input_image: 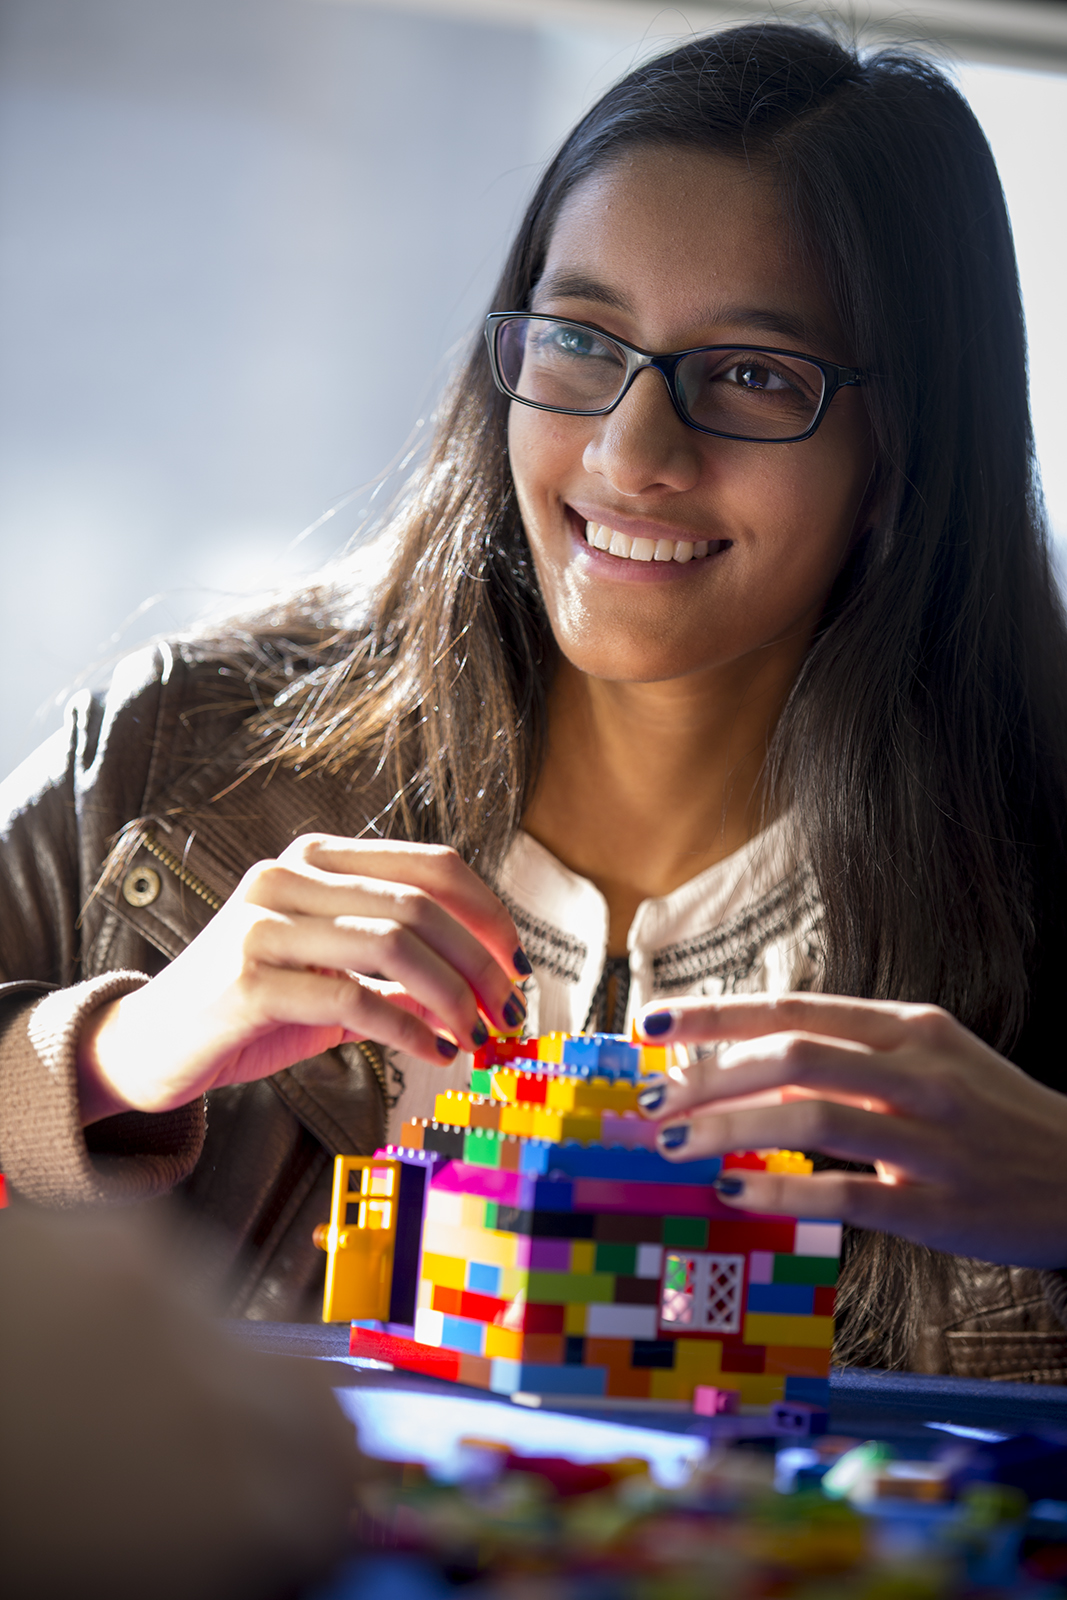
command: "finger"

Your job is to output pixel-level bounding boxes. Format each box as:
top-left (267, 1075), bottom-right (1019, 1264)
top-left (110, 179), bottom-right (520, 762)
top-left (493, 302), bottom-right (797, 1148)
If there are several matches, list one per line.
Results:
top-left (656, 1096), bottom-right (934, 1172)
top-left (249, 912), bottom-right (491, 1051)
top-left (276, 837), bottom-right (527, 979)
top-left (637, 992), bottom-right (962, 1056)
top-left (244, 966), bottom-right (459, 1069)
top-left (242, 863), bottom-right (525, 1032)
top-left (707, 1167), bottom-right (939, 1234)
top-left (641, 1033), bottom-right (923, 1120)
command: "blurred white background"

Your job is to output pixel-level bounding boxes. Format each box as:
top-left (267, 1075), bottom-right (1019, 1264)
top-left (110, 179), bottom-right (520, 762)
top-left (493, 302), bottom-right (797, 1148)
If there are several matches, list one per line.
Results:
top-left (0, 0), bottom-right (1063, 772)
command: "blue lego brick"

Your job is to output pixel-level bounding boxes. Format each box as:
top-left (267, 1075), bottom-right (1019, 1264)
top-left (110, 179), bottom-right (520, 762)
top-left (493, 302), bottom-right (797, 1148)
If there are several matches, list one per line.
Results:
top-left (747, 1283), bottom-right (816, 1316)
top-left (513, 1363), bottom-right (609, 1396)
top-left (785, 1376), bottom-right (831, 1406)
top-left (519, 1140), bottom-right (554, 1176)
top-left (546, 1144), bottom-right (723, 1184)
top-left (561, 1034), bottom-right (640, 1080)
top-left (531, 1177), bottom-right (575, 1212)
top-left (440, 1315), bottom-right (486, 1356)
top-left (467, 1261), bottom-right (502, 1295)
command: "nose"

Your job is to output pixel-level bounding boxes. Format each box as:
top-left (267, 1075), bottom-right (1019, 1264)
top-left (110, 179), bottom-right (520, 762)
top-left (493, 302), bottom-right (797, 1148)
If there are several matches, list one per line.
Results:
top-left (581, 366), bottom-right (703, 496)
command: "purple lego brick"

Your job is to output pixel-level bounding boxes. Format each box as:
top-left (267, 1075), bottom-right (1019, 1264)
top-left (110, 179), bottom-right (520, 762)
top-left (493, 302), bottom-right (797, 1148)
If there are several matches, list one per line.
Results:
top-left (529, 1237), bottom-right (572, 1271)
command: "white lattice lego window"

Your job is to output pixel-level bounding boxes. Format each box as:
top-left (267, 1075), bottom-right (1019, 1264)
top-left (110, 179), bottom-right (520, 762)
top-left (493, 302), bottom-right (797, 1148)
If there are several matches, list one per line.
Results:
top-left (660, 1251), bottom-right (744, 1335)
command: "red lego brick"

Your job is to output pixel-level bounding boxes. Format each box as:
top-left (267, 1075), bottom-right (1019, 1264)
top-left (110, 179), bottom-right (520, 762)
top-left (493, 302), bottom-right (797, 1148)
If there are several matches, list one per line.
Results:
top-left (705, 1220), bottom-right (796, 1254)
top-left (574, 1179), bottom-right (720, 1216)
top-left (719, 1341), bottom-right (767, 1374)
top-left (720, 1151), bottom-right (768, 1171)
top-left (520, 1302), bottom-right (566, 1335)
top-left (349, 1326), bottom-right (462, 1382)
top-left (515, 1073), bottom-right (548, 1103)
top-left (460, 1288), bottom-right (512, 1325)
top-left (813, 1285), bottom-right (837, 1317)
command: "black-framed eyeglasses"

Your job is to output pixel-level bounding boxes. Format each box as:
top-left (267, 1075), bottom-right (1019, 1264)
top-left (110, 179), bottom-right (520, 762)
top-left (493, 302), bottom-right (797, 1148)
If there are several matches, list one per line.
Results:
top-left (484, 313), bottom-right (866, 444)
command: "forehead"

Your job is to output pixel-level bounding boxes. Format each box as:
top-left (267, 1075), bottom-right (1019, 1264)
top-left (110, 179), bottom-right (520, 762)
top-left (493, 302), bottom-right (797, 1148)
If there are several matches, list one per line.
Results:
top-left (534, 145), bottom-right (841, 352)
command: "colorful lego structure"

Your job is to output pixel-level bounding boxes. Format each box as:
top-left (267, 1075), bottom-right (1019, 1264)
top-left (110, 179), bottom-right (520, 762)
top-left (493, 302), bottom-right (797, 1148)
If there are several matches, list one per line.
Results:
top-left (315, 1032), bottom-right (838, 1412)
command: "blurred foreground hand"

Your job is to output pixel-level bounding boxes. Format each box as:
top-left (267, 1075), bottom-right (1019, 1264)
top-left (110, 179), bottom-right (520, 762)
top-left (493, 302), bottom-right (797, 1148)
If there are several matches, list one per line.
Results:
top-left (0, 1208), bottom-right (358, 1599)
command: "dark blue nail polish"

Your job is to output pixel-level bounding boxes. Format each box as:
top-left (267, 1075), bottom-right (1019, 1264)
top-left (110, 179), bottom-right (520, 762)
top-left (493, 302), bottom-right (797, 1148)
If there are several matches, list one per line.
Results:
top-left (659, 1123), bottom-right (689, 1151)
top-left (714, 1175), bottom-right (744, 1197)
top-left (471, 1020), bottom-right (489, 1049)
top-left (435, 1036), bottom-right (459, 1061)
top-left (637, 1083), bottom-right (666, 1113)
top-left (513, 946), bottom-right (533, 977)
top-left (642, 1010), bottom-right (674, 1038)
top-left (503, 993), bottom-right (527, 1030)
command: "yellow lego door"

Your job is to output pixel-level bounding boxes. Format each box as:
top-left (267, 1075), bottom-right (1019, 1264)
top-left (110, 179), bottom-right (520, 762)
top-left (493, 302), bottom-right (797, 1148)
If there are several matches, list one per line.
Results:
top-left (318, 1156), bottom-right (400, 1323)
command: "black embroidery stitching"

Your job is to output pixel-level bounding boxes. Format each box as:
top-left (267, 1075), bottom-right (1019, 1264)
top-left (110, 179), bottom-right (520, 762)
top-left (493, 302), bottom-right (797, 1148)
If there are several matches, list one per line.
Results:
top-left (500, 893), bottom-right (586, 984)
top-left (652, 865), bottom-right (823, 994)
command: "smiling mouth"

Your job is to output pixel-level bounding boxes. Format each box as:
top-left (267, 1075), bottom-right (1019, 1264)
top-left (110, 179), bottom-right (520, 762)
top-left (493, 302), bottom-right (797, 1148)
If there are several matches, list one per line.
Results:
top-left (583, 521), bottom-right (729, 564)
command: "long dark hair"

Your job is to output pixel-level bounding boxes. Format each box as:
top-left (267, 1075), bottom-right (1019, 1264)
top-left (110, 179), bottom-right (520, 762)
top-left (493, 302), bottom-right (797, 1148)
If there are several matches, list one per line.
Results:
top-left (244, 23), bottom-right (1067, 1362)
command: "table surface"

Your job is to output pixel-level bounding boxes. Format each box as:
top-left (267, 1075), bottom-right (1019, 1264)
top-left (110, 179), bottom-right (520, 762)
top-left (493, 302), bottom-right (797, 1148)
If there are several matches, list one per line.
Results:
top-left (228, 1320), bottom-right (1067, 1452)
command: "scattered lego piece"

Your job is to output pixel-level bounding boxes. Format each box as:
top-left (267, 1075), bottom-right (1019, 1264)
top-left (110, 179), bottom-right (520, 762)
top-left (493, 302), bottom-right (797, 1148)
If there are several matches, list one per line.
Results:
top-left (693, 1385), bottom-right (741, 1416)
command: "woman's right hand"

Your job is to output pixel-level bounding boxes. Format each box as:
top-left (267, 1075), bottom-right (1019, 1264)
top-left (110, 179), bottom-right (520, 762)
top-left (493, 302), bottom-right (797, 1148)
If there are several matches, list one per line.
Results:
top-left (76, 834), bottom-right (527, 1124)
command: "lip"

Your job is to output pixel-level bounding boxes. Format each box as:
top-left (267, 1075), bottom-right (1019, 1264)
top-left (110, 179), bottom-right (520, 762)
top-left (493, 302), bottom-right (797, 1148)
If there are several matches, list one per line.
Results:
top-left (565, 504), bottom-right (731, 581)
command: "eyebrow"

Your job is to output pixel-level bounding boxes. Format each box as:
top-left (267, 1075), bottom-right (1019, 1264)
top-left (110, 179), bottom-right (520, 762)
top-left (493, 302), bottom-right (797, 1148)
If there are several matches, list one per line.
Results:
top-left (531, 270), bottom-right (835, 351)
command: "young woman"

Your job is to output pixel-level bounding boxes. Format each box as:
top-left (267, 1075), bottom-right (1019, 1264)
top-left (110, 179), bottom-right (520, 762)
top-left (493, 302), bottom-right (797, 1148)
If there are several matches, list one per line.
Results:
top-left (2, 23), bottom-right (1067, 1377)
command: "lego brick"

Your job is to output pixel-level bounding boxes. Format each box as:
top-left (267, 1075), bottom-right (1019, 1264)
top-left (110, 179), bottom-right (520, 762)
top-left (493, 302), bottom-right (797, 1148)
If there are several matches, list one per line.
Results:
top-left (495, 1206), bottom-right (596, 1240)
top-left (564, 1302), bottom-right (587, 1335)
top-left (662, 1216), bottom-right (709, 1249)
top-left (605, 1368), bottom-right (654, 1399)
top-left (469, 1100), bottom-right (503, 1131)
top-left (458, 1352), bottom-right (493, 1389)
top-left (731, 1373), bottom-right (787, 1406)
top-left (414, 1308), bottom-right (445, 1347)
top-left (464, 1128), bottom-right (524, 1170)
top-left (484, 1324), bottom-right (524, 1362)
top-left (765, 1345), bottom-right (831, 1378)
top-left (614, 1275), bottom-right (659, 1306)
top-left (521, 1302), bottom-right (566, 1335)
top-left (631, 1339), bottom-right (676, 1369)
top-left (440, 1314), bottom-right (487, 1357)
top-left (350, 1326), bottom-right (461, 1382)
top-left (514, 1072), bottom-right (549, 1104)
top-left (649, 1370), bottom-right (689, 1402)
top-left (531, 1108), bottom-right (603, 1143)
top-left (511, 1363), bottom-right (609, 1396)
top-left (784, 1376), bottom-right (832, 1406)
top-left (793, 1221), bottom-right (843, 1257)
top-left (430, 1161), bottom-right (535, 1207)
top-left (771, 1400), bottom-right (829, 1436)
top-left (594, 1242), bottom-right (637, 1275)
top-left (421, 1221), bottom-right (524, 1270)
top-left (457, 1287), bottom-right (513, 1325)
top-left (599, 1112), bottom-right (658, 1148)
top-left (636, 1243), bottom-right (664, 1279)
top-left (570, 1240), bottom-right (596, 1274)
top-left (573, 1179), bottom-right (722, 1216)
top-left (637, 1044), bottom-right (668, 1076)
top-left (562, 1034), bottom-right (640, 1078)
top-left (584, 1337), bottom-right (635, 1368)
top-left (536, 1032), bottom-right (566, 1064)
top-left (693, 1386), bottom-right (740, 1416)
top-left (773, 1254), bottom-right (839, 1286)
top-left (469, 1068), bottom-right (493, 1096)
top-left (527, 1271), bottom-right (616, 1304)
top-left (522, 1334), bottom-right (565, 1365)
top-left (553, 1147), bottom-right (724, 1184)
top-left (720, 1342), bottom-right (765, 1374)
top-left (705, 1220), bottom-right (798, 1255)
top-left (499, 1104), bottom-right (539, 1137)
top-left (422, 1124), bottom-right (466, 1161)
top-left (594, 1213), bottom-right (663, 1244)
top-left (490, 1069), bottom-right (519, 1103)
top-left (748, 1250), bottom-right (774, 1285)
top-left (813, 1286), bottom-right (837, 1317)
top-left (564, 1336), bottom-right (586, 1365)
top-left (430, 1284), bottom-right (464, 1317)
top-left (435, 1091), bottom-right (473, 1125)
top-left (747, 1283), bottom-right (816, 1316)
top-left (529, 1237), bottom-right (572, 1271)
top-left (585, 1303), bottom-right (659, 1340)
top-left (467, 1261), bottom-right (502, 1295)
top-left (419, 1251), bottom-right (466, 1291)
top-left (743, 1313), bottom-right (835, 1348)
top-left (321, 1156), bottom-right (400, 1323)
top-left (531, 1177), bottom-right (576, 1212)
top-left (399, 1119), bottom-right (426, 1149)
top-left (671, 1336), bottom-right (722, 1375)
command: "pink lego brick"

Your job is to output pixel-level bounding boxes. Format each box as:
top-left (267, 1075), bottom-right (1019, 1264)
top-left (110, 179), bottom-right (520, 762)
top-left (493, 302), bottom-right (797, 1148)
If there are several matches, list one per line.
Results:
top-left (599, 1112), bottom-right (659, 1149)
top-left (693, 1385), bottom-right (741, 1416)
top-left (573, 1178), bottom-right (754, 1218)
top-left (430, 1162), bottom-right (534, 1207)
top-left (748, 1250), bottom-right (775, 1285)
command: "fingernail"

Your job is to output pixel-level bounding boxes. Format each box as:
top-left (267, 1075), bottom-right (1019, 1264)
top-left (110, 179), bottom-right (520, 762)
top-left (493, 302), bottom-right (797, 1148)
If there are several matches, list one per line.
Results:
top-left (658, 1123), bottom-right (689, 1151)
top-left (471, 1020), bottom-right (489, 1049)
top-left (435, 1036), bottom-right (459, 1061)
top-left (637, 1080), bottom-right (666, 1113)
top-left (642, 1010), bottom-right (674, 1038)
top-left (714, 1175), bottom-right (744, 1197)
top-left (513, 946), bottom-right (533, 977)
top-left (503, 992), bottom-right (527, 1030)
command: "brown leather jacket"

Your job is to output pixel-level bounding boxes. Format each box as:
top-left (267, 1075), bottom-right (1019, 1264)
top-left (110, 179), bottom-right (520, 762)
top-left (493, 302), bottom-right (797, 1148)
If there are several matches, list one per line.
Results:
top-left (0, 639), bottom-right (1065, 1367)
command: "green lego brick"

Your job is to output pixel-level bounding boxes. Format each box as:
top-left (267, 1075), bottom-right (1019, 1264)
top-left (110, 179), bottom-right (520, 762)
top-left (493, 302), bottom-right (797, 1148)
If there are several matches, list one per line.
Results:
top-left (463, 1128), bottom-right (503, 1167)
top-left (469, 1068), bottom-right (493, 1095)
top-left (594, 1242), bottom-right (637, 1275)
top-left (527, 1271), bottom-right (617, 1304)
top-left (484, 1201), bottom-right (499, 1229)
top-left (772, 1253), bottom-right (839, 1286)
top-left (661, 1216), bottom-right (709, 1248)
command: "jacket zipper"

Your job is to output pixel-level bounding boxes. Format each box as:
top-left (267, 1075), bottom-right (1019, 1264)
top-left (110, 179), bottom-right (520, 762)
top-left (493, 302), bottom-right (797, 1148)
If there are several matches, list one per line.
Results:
top-left (140, 831), bottom-right (389, 1107)
top-left (141, 832), bottom-right (224, 911)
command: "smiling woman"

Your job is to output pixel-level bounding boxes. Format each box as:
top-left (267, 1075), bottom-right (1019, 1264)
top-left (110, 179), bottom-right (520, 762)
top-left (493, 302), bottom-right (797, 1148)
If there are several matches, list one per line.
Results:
top-left (1, 24), bottom-right (1067, 1381)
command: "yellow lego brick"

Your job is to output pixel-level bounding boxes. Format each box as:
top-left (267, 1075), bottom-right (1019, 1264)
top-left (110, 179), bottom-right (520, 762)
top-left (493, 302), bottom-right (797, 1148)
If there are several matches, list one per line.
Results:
top-left (733, 1373), bottom-right (788, 1406)
top-left (498, 1266), bottom-right (529, 1300)
top-left (649, 1370), bottom-right (688, 1402)
top-left (490, 1069), bottom-right (518, 1103)
top-left (762, 1149), bottom-right (814, 1175)
top-left (422, 1221), bottom-right (523, 1270)
top-left (420, 1251), bottom-right (466, 1290)
top-left (499, 1103), bottom-right (537, 1137)
top-left (484, 1324), bottom-right (524, 1361)
top-left (433, 1090), bottom-right (472, 1126)
top-left (673, 1338), bottom-right (723, 1377)
top-left (638, 1044), bottom-right (668, 1077)
top-left (744, 1313), bottom-right (835, 1349)
top-left (569, 1240), bottom-right (596, 1275)
top-left (461, 1194), bottom-right (489, 1228)
top-left (537, 1032), bottom-right (566, 1064)
top-left (564, 1302), bottom-right (587, 1335)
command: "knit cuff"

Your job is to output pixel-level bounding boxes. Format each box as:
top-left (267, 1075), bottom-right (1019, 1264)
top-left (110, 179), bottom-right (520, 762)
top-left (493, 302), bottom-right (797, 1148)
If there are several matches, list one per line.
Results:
top-left (0, 974), bottom-right (205, 1207)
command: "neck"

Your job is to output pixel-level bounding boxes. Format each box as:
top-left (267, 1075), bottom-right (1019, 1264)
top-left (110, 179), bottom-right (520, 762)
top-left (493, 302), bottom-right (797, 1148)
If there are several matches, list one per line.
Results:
top-left (522, 647), bottom-right (804, 955)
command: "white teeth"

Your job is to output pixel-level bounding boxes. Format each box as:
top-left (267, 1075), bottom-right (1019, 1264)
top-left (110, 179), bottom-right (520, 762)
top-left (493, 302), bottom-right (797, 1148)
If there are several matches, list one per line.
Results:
top-left (584, 522), bottom-right (718, 564)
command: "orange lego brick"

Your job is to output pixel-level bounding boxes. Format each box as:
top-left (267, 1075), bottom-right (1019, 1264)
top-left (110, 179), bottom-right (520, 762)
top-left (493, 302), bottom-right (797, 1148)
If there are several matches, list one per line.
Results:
top-left (521, 1334), bottom-right (565, 1364)
top-left (585, 1336), bottom-right (636, 1369)
top-left (763, 1345), bottom-right (832, 1378)
top-left (458, 1352), bottom-right (493, 1389)
top-left (605, 1368), bottom-right (653, 1400)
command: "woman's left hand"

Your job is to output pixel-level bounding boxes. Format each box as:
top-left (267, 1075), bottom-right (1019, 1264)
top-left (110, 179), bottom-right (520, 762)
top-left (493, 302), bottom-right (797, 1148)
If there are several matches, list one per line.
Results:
top-left (636, 993), bottom-right (1067, 1268)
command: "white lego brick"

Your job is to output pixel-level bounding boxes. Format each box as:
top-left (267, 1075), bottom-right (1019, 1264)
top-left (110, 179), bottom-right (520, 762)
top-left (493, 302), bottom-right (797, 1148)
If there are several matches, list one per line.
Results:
top-left (417, 1278), bottom-right (434, 1311)
top-left (489, 1358), bottom-right (522, 1394)
top-left (794, 1222), bottom-right (843, 1258)
top-left (636, 1243), bottom-right (664, 1279)
top-left (585, 1303), bottom-right (659, 1340)
top-left (424, 1190), bottom-right (465, 1227)
top-left (414, 1308), bottom-right (445, 1347)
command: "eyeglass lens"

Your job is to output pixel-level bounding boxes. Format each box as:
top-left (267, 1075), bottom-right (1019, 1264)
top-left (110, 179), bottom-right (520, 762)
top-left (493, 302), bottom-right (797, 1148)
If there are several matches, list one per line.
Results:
top-left (495, 317), bottom-right (827, 441)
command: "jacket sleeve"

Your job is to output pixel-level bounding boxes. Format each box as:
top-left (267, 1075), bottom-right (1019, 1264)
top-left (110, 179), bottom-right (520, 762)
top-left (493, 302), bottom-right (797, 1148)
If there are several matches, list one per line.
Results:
top-left (0, 662), bottom-right (205, 1206)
